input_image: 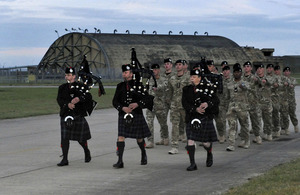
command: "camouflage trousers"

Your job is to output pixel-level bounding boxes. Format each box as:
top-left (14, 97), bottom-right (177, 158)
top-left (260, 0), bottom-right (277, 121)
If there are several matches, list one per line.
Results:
top-left (227, 106), bottom-right (250, 146)
top-left (215, 105), bottom-right (228, 137)
top-left (146, 108), bottom-right (169, 143)
top-left (170, 108), bottom-right (186, 148)
top-left (280, 100), bottom-right (289, 130)
top-left (249, 104), bottom-right (262, 136)
top-left (260, 102), bottom-right (273, 135)
top-left (281, 100), bottom-right (298, 130)
top-left (288, 102), bottom-right (298, 127)
top-left (272, 98), bottom-right (281, 133)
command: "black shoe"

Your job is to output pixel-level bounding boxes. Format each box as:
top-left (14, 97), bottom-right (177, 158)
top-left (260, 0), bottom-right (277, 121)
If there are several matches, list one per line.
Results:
top-left (187, 163), bottom-right (197, 171)
top-left (57, 160), bottom-right (69, 167)
top-left (141, 154), bottom-right (147, 165)
top-left (113, 161), bottom-right (124, 168)
top-left (85, 150), bottom-right (91, 163)
top-left (206, 152), bottom-right (213, 167)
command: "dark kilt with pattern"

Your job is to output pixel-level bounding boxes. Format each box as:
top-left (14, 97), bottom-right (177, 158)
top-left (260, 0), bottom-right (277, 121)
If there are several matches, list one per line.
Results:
top-left (60, 116), bottom-right (91, 141)
top-left (186, 118), bottom-right (218, 142)
top-left (118, 113), bottom-right (151, 139)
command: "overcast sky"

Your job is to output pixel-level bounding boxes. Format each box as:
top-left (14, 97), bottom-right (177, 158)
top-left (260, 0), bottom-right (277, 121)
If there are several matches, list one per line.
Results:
top-left (0, 0), bottom-right (299, 67)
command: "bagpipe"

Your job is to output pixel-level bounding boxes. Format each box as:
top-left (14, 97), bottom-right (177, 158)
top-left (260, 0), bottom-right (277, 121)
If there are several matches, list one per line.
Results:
top-left (193, 57), bottom-right (223, 94)
top-left (130, 48), bottom-right (157, 92)
top-left (77, 55), bottom-right (106, 97)
top-left (65, 55), bottom-right (105, 118)
top-left (122, 48), bottom-right (157, 127)
top-left (128, 48), bottom-right (156, 110)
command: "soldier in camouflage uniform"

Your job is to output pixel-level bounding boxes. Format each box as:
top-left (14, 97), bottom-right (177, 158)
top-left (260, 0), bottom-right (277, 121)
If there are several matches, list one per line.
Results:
top-left (255, 64), bottom-right (274, 141)
top-left (225, 66), bottom-right (250, 151)
top-left (215, 64), bottom-right (231, 143)
top-left (166, 59), bottom-right (190, 154)
top-left (155, 58), bottom-right (175, 146)
top-left (145, 64), bottom-right (169, 148)
top-left (272, 65), bottom-right (284, 137)
top-left (282, 67), bottom-right (299, 134)
top-left (178, 60), bottom-right (189, 143)
top-left (242, 61), bottom-right (262, 144)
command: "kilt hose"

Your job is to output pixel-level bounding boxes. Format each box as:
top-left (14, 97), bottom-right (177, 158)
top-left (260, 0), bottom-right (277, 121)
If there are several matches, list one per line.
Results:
top-left (186, 119), bottom-right (218, 142)
top-left (60, 116), bottom-right (91, 141)
top-left (118, 113), bottom-right (151, 139)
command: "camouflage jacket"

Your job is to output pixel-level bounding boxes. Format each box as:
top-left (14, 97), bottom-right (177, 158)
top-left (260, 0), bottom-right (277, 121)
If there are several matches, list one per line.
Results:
top-left (242, 73), bottom-right (259, 104)
top-left (166, 72), bottom-right (190, 110)
top-left (255, 74), bottom-right (274, 103)
top-left (225, 78), bottom-right (250, 111)
top-left (286, 76), bottom-right (297, 102)
top-left (148, 75), bottom-right (167, 111)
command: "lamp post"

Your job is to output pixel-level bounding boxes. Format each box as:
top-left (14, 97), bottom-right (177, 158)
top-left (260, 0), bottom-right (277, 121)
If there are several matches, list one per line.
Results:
top-left (55, 30), bottom-right (59, 37)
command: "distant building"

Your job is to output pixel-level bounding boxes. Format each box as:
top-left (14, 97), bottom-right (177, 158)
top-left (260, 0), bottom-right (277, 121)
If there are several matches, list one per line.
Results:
top-left (37, 32), bottom-right (299, 80)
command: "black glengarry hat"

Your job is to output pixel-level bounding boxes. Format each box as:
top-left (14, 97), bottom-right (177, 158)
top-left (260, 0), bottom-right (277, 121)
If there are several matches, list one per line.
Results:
top-left (65, 67), bottom-right (75, 75)
top-left (122, 64), bottom-right (132, 72)
top-left (190, 69), bottom-right (201, 76)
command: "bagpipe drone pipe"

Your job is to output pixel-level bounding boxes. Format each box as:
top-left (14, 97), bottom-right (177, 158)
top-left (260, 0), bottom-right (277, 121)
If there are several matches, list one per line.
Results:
top-left (128, 48), bottom-right (157, 111)
top-left (76, 55), bottom-right (106, 116)
top-left (193, 57), bottom-right (223, 94)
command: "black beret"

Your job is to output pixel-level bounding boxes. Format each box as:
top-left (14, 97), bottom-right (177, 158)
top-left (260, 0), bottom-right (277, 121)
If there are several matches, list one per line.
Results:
top-left (221, 61), bottom-right (228, 66)
top-left (151, 64), bottom-right (160, 69)
top-left (255, 64), bottom-right (264, 70)
top-left (65, 67), bottom-right (75, 75)
top-left (164, 58), bottom-right (172, 63)
top-left (206, 60), bottom-right (214, 65)
top-left (122, 64), bottom-right (132, 72)
top-left (190, 69), bottom-right (201, 76)
top-left (274, 65), bottom-right (280, 70)
top-left (233, 63), bottom-right (241, 70)
top-left (283, 67), bottom-right (291, 72)
top-left (243, 61), bottom-right (252, 66)
top-left (175, 59), bottom-right (184, 64)
top-left (222, 65), bottom-right (230, 71)
top-left (233, 67), bottom-right (242, 72)
top-left (266, 64), bottom-right (274, 68)
top-left (183, 60), bottom-right (187, 65)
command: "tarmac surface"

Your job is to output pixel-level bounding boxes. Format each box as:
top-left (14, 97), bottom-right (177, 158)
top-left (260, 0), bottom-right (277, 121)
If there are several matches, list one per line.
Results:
top-left (1, 87), bottom-right (300, 195)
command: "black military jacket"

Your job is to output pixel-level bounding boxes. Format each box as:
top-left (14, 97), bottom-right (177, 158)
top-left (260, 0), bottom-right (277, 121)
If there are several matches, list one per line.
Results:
top-left (113, 80), bottom-right (154, 115)
top-left (57, 81), bottom-right (92, 117)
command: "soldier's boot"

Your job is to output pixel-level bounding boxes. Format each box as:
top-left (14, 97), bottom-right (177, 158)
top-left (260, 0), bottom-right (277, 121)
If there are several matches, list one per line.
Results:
top-left (164, 138), bottom-right (169, 146)
top-left (137, 139), bottom-right (147, 165)
top-left (113, 141), bottom-right (125, 168)
top-left (273, 131), bottom-right (281, 138)
top-left (253, 136), bottom-right (262, 144)
top-left (79, 141), bottom-right (91, 163)
top-left (239, 139), bottom-right (250, 149)
top-left (186, 145), bottom-right (197, 171)
top-left (294, 126), bottom-right (299, 133)
top-left (285, 129), bottom-right (290, 135)
top-left (155, 139), bottom-right (164, 145)
top-left (57, 140), bottom-right (69, 166)
top-left (204, 143), bottom-right (213, 167)
top-left (145, 141), bottom-right (154, 148)
top-left (218, 135), bottom-right (226, 144)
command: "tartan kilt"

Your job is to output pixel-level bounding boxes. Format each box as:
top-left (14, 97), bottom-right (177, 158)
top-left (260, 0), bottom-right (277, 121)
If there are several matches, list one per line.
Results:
top-left (186, 118), bottom-right (218, 142)
top-left (60, 116), bottom-right (91, 141)
top-left (118, 113), bottom-right (151, 139)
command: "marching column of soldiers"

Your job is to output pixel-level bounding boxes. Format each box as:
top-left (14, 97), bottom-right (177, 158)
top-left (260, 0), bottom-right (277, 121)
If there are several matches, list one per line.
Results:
top-left (57, 57), bottom-right (298, 171)
top-left (144, 58), bottom-right (298, 170)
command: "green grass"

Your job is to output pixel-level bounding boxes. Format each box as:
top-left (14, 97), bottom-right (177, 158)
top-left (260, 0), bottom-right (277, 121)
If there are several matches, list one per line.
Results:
top-left (0, 87), bottom-right (115, 119)
top-left (225, 158), bottom-right (300, 195)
